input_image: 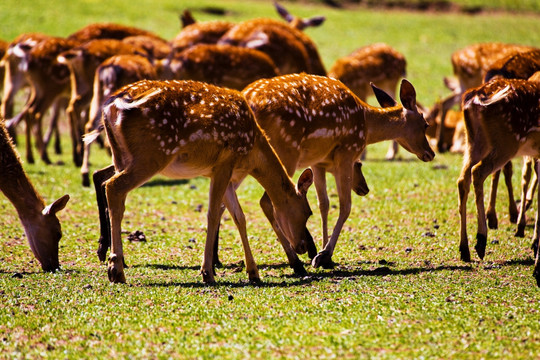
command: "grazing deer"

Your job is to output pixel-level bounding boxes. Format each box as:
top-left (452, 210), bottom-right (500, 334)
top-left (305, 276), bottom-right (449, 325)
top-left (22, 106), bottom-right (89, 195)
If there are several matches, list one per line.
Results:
top-left (67, 22), bottom-right (163, 43)
top-left (161, 44), bottom-right (279, 89)
top-left (218, 3), bottom-right (326, 75)
top-left (81, 54), bottom-right (158, 187)
top-left (90, 79), bottom-right (314, 283)
top-left (328, 43), bottom-right (407, 160)
top-left (6, 37), bottom-right (78, 164)
top-left (457, 79), bottom-right (540, 274)
top-left (242, 73), bottom-right (434, 268)
top-left (57, 39), bottom-right (146, 166)
top-left (484, 49), bottom-right (540, 83)
top-left (0, 121), bottom-right (69, 271)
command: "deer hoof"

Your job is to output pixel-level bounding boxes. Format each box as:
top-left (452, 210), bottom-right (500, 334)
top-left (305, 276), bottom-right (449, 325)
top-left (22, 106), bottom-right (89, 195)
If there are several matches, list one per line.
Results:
top-left (107, 254), bottom-right (126, 283)
top-left (97, 239), bottom-right (109, 263)
top-left (291, 261), bottom-right (308, 277)
top-left (531, 240), bottom-right (539, 258)
top-left (201, 269), bottom-right (216, 284)
top-left (460, 245), bottom-right (471, 263)
top-left (515, 225), bottom-right (526, 238)
top-left (312, 250), bottom-right (334, 269)
top-left (533, 266), bottom-right (540, 287)
top-left (487, 213), bottom-right (498, 230)
top-left (82, 173), bottom-right (91, 187)
top-left (475, 234), bottom-right (487, 260)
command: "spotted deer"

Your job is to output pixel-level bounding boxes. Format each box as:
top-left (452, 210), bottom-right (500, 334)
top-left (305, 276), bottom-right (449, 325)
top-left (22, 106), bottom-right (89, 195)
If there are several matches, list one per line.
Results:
top-left (457, 79), bottom-right (540, 286)
top-left (0, 121), bottom-right (69, 271)
top-left (81, 54), bottom-right (158, 187)
top-left (161, 44), bottom-right (279, 89)
top-left (218, 3), bottom-right (326, 75)
top-left (242, 73), bottom-right (434, 268)
top-left (57, 39), bottom-right (147, 166)
top-left (90, 79), bottom-right (314, 283)
top-left (328, 43), bottom-right (407, 160)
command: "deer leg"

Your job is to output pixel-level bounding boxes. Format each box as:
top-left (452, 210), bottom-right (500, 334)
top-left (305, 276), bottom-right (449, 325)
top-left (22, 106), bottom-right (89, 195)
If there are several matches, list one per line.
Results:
top-left (259, 192), bottom-right (308, 276)
top-left (200, 164), bottom-right (234, 284)
top-left (502, 161), bottom-right (518, 224)
top-left (312, 157), bottom-right (353, 269)
top-left (486, 170), bottom-right (501, 230)
top-left (457, 158), bottom-right (473, 262)
top-left (516, 158), bottom-right (533, 237)
top-left (437, 93), bottom-right (460, 153)
top-left (223, 184), bottom-right (260, 282)
top-left (385, 141), bottom-right (399, 161)
top-left (93, 165), bottom-right (115, 262)
top-left (312, 166), bottom-right (330, 248)
top-left (533, 160), bottom-right (540, 286)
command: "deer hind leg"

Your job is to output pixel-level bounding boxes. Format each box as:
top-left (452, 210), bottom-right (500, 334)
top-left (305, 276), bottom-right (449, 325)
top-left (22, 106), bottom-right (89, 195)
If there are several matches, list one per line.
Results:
top-left (502, 161), bottom-right (518, 223)
top-left (93, 164), bottom-right (116, 262)
top-left (516, 158), bottom-right (534, 237)
top-left (472, 154), bottom-right (514, 260)
top-left (457, 156), bottom-right (474, 262)
top-left (223, 183), bottom-right (260, 282)
top-left (312, 157), bottom-right (353, 269)
top-left (533, 159), bottom-right (540, 286)
top-left (259, 192), bottom-right (308, 276)
top-left (385, 141), bottom-right (400, 161)
top-left (486, 170), bottom-right (501, 229)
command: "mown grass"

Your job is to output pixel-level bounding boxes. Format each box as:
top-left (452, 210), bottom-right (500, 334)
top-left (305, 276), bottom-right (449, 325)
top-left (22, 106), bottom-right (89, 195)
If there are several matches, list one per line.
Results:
top-left (1, 0), bottom-right (540, 358)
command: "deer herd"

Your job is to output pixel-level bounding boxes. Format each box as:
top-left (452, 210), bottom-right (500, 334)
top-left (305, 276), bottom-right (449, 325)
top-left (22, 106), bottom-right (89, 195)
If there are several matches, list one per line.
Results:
top-left (0, 2), bottom-right (539, 286)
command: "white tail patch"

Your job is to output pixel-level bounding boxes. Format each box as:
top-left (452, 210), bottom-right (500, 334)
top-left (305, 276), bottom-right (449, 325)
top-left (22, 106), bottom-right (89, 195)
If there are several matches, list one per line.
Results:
top-left (83, 129), bottom-right (102, 145)
top-left (467, 85), bottom-right (512, 108)
top-left (113, 88), bottom-right (163, 111)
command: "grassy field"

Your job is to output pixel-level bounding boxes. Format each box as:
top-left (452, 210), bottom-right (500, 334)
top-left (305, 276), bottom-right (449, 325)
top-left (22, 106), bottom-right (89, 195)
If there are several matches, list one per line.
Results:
top-left (1, 0), bottom-right (540, 358)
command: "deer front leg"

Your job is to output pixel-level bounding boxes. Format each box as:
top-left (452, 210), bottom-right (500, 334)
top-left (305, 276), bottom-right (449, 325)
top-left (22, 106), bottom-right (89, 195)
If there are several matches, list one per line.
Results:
top-left (472, 163), bottom-right (490, 260)
top-left (533, 161), bottom-right (540, 286)
top-left (201, 165), bottom-right (234, 284)
top-left (516, 158), bottom-right (533, 237)
top-left (312, 166), bottom-right (330, 248)
top-left (312, 159), bottom-right (353, 269)
top-left (223, 184), bottom-right (259, 282)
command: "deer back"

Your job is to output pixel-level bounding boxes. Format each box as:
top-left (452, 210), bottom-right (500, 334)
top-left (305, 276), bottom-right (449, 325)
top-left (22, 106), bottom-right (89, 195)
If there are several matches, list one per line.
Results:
top-left (484, 49), bottom-right (540, 83)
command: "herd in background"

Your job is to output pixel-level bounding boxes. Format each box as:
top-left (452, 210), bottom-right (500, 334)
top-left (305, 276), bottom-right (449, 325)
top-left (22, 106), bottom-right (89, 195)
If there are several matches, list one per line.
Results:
top-left (0, 2), bottom-right (539, 285)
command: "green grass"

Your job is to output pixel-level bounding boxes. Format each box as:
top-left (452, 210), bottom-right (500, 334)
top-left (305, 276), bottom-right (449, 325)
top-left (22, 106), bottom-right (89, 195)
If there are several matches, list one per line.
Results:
top-left (1, 0), bottom-right (540, 358)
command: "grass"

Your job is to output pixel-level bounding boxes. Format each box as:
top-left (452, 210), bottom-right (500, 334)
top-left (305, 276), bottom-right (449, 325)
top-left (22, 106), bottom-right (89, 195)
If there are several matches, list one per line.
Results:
top-left (1, 0), bottom-right (540, 358)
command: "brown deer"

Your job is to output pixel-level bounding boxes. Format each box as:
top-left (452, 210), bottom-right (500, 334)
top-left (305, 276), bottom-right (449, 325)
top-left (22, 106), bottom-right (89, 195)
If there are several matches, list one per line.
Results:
top-left (0, 121), bottom-right (69, 271)
top-left (161, 44), bottom-right (279, 89)
top-left (218, 3), bottom-right (326, 75)
top-left (90, 79), bottom-right (314, 283)
top-left (242, 73), bottom-right (434, 268)
top-left (57, 38), bottom-right (147, 166)
top-left (6, 37), bottom-right (78, 165)
top-left (81, 54), bottom-right (158, 187)
top-left (67, 22), bottom-right (163, 43)
top-left (1, 33), bottom-right (50, 122)
top-left (457, 78), bottom-right (540, 277)
top-left (328, 43), bottom-right (407, 160)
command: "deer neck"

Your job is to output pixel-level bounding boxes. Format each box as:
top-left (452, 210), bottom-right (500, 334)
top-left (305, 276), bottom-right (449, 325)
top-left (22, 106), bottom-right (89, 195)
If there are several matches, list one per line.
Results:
top-left (248, 132), bottom-right (297, 207)
top-left (0, 137), bottom-right (45, 222)
top-left (364, 106), bottom-right (405, 145)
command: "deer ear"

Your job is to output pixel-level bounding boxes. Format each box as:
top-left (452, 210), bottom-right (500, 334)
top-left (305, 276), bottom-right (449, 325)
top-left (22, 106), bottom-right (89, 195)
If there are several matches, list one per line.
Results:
top-left (399, 79), bottom-right (417, 111)
top-left (274, 1), bottom-right (294, 22)
top-left (297, 168), bottom-right (313, 195)
top-left (302, 16), bottom-right (326, 28)
top-left (180, 10), bottom-right (196, 28)
top-left (371, 82), bottom-right (397, 108)
top-left (43, 194), bottom-right (70, 216)
top-left (244, 31), bottom-right (269, 49)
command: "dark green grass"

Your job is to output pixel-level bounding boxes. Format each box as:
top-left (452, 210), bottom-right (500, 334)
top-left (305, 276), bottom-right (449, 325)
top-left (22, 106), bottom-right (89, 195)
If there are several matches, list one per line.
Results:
top-left (1, 0), bottom-right (540, 358)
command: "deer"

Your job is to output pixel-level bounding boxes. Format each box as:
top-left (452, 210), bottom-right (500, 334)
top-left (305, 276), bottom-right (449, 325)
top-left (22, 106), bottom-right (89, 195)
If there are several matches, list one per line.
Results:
top-left (0, 120), bottom-right (70, 271)
top-left (6, 37), bottom-right (78, 165)
top-left (89, 79), bottom-right (314, 284)
top-left (218, 3), bottom-right (326, 76)
top-left (67, 22), bottom-right (163, 43)
top-left (328, 43), bottom-right (407, 160)
top-left (441, 43), bottom-right (539, 234)
top-left (457, 78), bottom-right (540, 281)
top-left (241, 73), bottom-right (434, 268)
top-left (160, 44), bottom-right (279, 90)
top-left (57, 38), bottom-right (147, 166)
top-left (81, 54), bottom-right (158, 187)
